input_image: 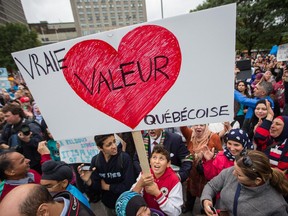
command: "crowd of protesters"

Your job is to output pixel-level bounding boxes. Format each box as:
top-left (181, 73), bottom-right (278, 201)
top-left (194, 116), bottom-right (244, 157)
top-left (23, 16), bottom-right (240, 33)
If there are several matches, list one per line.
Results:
top-left (0, 53), bottom-right (288, 216)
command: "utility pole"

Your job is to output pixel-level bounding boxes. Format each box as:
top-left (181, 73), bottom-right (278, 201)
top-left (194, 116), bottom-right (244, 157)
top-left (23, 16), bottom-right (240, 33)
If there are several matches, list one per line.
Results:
top-left (160, 0), bottom-right (164, 19)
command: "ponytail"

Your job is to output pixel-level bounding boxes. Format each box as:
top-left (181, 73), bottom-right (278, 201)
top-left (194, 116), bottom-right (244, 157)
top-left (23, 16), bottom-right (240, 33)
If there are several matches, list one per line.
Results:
top-left (269, 168), bottom-right (288, 195)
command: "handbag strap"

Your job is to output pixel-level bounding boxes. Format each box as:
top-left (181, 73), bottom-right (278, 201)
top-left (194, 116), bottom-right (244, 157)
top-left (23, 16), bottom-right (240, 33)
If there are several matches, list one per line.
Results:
top-left (233, 183), bottom-right (241, 216)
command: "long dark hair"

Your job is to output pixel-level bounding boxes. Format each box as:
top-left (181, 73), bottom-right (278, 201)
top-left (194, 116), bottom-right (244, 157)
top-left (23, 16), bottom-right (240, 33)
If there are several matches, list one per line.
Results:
top-left (248, 99), bottom-right (268, 139)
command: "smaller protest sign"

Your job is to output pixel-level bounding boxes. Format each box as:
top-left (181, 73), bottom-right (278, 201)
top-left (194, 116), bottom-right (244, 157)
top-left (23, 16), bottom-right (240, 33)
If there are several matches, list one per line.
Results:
top-left (59, 136), bottom-right (98, 164)
top-left (277, 43), bottom-right (288, 62)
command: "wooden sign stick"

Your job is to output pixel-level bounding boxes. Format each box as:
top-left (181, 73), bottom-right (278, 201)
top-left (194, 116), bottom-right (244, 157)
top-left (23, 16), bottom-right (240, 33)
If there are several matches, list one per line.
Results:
top-left (132, 131), bottom-right (150, 175)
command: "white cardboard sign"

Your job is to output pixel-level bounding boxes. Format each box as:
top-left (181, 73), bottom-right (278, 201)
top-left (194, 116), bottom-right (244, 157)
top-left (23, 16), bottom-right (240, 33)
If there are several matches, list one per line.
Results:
top-left (58, 136), bottom-right (99, 164)
top-left (277, 43), bottom-right (288, 62)
top-left (12, 4), bottom-right (236, 140)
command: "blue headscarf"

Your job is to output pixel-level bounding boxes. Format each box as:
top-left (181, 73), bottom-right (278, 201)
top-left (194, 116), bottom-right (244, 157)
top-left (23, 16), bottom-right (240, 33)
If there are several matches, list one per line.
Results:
top-left (224, 129), bottom-right (254, 161)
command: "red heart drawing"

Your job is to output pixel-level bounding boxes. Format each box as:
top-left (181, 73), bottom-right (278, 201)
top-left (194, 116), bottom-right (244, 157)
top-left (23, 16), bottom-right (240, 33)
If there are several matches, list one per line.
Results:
top-left (62, 25), bottom-right (181, 128)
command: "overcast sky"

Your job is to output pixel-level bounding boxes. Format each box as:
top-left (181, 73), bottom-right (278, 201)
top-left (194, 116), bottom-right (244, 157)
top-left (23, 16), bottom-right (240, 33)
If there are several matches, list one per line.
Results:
top-left (21, 0), bottom-right (205, 23)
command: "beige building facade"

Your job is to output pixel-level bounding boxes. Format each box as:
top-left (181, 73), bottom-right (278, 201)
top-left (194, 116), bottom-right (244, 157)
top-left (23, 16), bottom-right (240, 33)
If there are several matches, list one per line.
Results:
top-left (70, 0), bottom-right (147, 36)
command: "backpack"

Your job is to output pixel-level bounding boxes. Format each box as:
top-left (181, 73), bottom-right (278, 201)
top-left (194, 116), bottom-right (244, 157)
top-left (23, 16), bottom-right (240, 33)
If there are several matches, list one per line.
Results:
top-left (53, 191), bottom-right (95, 216)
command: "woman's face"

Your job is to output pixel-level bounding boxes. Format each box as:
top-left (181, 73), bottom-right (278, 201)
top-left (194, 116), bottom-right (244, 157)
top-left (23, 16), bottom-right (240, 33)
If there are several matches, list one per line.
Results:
top-left (226, 140), bottom-right (244, 156)
top-left (264, 71), bottom-right (272, 80)
top-left (237, 82), bottom-right (246, 93)
top-left (193, 124), bottom-right (206, 137)
top-left (270, 118), bottom-right (284, 138)
top-left (254, 103), bottom-right (268, 119)
top-left (233, 162), bottom-right (256, 187)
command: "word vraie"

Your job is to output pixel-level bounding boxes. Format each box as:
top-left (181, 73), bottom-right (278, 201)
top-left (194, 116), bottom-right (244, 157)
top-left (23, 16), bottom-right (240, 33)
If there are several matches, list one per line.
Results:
top-left (63, 25), bottom-right (182, 129)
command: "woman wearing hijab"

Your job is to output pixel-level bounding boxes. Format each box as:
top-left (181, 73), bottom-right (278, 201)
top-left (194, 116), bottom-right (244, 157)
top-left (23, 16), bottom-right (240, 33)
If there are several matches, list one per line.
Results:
top-left (202, 129), bottom-right (254, 181)
top-left (180, 125), bottom-right (222, 213)
top-left (115, 191), bottom-right (164, 216)
top-left (247, 99), bottom-right (269, 140)
top-left (254, 99), bottom-right (288, 178)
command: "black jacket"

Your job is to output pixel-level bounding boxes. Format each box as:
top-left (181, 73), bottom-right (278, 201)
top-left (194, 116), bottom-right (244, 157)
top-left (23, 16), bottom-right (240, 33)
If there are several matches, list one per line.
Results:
top-left (0, 118), bottom-right (44, 173)
top-left (86, 151), bottom-right (135, 209)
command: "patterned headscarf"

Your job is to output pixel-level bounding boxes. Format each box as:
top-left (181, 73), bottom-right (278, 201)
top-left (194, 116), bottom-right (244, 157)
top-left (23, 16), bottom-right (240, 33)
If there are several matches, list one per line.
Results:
top-left (224, 129), bottom-right (254, 161)
top-left (115, 191), bottom-right (147, 216)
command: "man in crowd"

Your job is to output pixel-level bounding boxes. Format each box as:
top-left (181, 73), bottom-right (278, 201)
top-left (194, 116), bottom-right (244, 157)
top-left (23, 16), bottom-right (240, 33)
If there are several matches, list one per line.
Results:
top-left (41, 160), bottom-right (90, 208)
top-left (0, 103), bottom-right (44, 173)
top-left (0, 149), bottom-right (50, 201)
top-left (234, 80), bottom-right (274, 132)
top-left (0, 184), bottom-right (95, 216)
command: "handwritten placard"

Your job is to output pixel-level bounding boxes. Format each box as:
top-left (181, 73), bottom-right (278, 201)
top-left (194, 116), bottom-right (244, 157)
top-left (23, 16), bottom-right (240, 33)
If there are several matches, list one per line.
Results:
top-left (12, 4), bottom-right (236, 140)
top-left (277, 43), bottom-right (288, 62)
top-left (0, 68), bottom-right (11, 90)
top-left (59, 136), bottom-right (99, 164)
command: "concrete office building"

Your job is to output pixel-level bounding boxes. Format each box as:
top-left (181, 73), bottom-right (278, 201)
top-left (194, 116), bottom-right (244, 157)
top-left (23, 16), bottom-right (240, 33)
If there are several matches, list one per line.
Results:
top-left (70, 0), bottom-right (147, 36)
top-left (0, 0), bottom-right (27, 25)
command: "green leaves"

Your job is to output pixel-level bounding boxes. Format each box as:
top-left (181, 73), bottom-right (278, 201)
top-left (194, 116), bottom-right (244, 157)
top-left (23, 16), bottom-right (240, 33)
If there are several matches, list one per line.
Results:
top-left (0, 23), bottom-right (41, 72)
top-left (191, 0), bottom-right (288, 54)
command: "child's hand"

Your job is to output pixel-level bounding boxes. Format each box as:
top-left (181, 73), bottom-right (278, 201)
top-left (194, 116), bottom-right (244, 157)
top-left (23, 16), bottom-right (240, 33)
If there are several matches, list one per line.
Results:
top-left (145, 182), bottom-right (161, 197)
top-left (140, 174), bottom-right (154, 187)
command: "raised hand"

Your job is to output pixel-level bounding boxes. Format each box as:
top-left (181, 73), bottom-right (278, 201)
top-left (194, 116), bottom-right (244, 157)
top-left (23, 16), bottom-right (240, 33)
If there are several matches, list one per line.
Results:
top-left (202, 146), bottom-right (215, 161)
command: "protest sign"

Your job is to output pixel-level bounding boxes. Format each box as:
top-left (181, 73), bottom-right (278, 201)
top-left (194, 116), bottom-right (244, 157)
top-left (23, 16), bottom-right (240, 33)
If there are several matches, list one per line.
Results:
top-left (235, 60), bottom-right (252, 81)
top-left (277, 43), bottom-right (288, 61)
top-left (58, 136), bottom-right (99, 164)
top-left (58, 133), bottom-right (131, 164)
top-left (0, 68), bottom-right (11, 90)
top-left (12, 4), bottom-right (236, 141)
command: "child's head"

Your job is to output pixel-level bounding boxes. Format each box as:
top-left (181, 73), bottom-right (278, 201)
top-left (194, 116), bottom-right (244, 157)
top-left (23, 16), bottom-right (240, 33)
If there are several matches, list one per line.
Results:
top-left (151, 145), bottom-right (171, 162)
top-left (94, 134), bottom-right (118, 157)
top-left (150, 145), bottom-right (171, 178)
top-left (94, 133), bottom-right (115, 148)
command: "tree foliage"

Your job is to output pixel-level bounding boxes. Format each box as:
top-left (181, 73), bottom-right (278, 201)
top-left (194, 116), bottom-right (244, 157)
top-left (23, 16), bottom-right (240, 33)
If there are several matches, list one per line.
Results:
top-left (0, 23), bottom-right (41, 73)
top-left (191, 0), bottom-right (288, 55)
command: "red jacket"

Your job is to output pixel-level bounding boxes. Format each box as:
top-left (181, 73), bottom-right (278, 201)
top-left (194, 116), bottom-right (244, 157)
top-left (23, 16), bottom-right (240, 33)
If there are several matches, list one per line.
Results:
top-left (203, 151), bottom-right (234, 181)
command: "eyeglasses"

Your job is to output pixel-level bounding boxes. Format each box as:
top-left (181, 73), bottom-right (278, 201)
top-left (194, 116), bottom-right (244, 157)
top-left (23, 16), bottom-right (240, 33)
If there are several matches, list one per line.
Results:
top-left (42, 181), bottom-right (63, 190)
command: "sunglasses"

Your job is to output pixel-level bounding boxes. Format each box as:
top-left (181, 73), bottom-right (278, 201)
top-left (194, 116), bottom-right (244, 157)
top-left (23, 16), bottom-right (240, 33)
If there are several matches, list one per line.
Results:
top-left (240, 150), bottom-right (257, 172)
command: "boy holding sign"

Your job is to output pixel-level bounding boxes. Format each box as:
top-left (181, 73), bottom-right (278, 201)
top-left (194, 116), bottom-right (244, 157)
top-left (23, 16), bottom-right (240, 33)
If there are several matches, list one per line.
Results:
top-left (131, 145), bottom-right (183, 216)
